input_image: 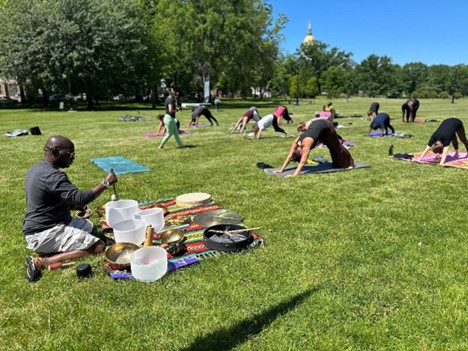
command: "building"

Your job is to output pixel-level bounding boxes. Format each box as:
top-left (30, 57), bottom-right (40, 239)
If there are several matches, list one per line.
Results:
top-left (303, 22), bottom-right (315, 46)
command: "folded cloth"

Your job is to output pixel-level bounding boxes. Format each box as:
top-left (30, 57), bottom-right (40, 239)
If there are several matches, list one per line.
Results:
top-left (4, 129), bottom-right (29, 137)
top-left (256, 162), bottom-right (273, 169)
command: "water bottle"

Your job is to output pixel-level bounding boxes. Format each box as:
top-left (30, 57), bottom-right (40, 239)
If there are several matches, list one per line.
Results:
top-left (389, 144), bottom-right (394, 156)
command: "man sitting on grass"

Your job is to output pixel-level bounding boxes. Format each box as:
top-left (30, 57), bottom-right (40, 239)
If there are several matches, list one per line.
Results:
top-left (23, 135), bottom-right (117, 282)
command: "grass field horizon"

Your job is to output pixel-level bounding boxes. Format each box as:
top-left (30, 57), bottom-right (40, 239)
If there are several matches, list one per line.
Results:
top-left (1, 97), bottom-right (467, 350)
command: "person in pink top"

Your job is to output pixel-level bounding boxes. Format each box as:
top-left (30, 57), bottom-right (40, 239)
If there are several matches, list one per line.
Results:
top-left (272, 105), bottom-right (292, 133)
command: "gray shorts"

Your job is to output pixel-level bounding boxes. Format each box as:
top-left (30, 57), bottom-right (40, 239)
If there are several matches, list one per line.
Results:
top-left (25, 218), bottom-right (99, 254)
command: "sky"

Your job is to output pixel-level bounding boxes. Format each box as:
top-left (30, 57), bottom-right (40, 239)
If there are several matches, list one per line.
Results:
top-left (268, 0), bottom-right (468, 66)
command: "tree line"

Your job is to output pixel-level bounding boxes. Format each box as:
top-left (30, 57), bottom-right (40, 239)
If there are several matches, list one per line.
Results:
top-left (0, 0), bottom-right (466, 110)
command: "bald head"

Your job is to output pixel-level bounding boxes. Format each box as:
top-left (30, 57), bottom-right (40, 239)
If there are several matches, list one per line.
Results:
top-left (44, 135), bottom-right (74, 153)
top-left (43, 136), bottom-right (75, 168)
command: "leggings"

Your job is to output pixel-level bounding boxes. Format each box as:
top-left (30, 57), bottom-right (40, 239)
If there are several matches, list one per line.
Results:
top-left (272, 117), bottom-right (286, 133)
top-left (202, 110), bottom-right (219, 125)
top-left (160, 114), bottom-right (183, 147)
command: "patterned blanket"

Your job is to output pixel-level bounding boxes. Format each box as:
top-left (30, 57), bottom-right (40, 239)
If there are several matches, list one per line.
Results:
top-left (394, 151), bottom-right (468, 169)
top-left (101, 198), bottom-right (264, 265)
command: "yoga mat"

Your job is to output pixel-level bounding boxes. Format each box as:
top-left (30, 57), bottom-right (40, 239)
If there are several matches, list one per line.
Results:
top-left (264, 162), bottom-right (369, 177)
top-left (401, 118), bottom-right (440, 123)
top-left (395, 151), bottom-right (468, 169)
top-left (89, 156), bottom-right (150, 175)
top-left (318, 140), bottom-right (357, 148)
top-left (367, 131), bottom-right (412, 138)
top-left (190, 124), bottom-right (208, 128)
top-left (100, 198), bottom-right (264, 264)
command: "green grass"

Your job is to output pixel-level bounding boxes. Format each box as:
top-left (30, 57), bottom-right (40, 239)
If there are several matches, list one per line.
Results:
top-left (1, 97), bottom-right (467, 350)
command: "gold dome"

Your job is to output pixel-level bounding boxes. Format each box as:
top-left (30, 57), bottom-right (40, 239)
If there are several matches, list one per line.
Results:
top-left (303, 22), bottom-right (315, 45)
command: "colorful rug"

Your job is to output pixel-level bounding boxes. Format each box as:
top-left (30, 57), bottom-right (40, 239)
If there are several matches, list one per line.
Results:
top-left (264, 162), bottom-right (369, 177)
top-left (90, 156), bottom-right (150, 175)
top-left (400, 118), bottom-right (440, 123)
top-left (367, 131), bottom-right (413, 138)
top-left (143, 130), bottom-right (191, 137)
top-left (100, 198), bottom-right (264, 265)
top-left (394, 151), bottom-right (468, 169)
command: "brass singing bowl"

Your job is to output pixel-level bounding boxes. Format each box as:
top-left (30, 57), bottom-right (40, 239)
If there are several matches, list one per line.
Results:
top-left (96, 204), bottom-right (106, 217)
top-left (105, 242), bottom-right (140, 269)
top-left (166, 215), bottom-right (191, 226)
top-left (160, 229), bottom-right (185, 245)
top-left (148, 204), bottom-right (169, 216)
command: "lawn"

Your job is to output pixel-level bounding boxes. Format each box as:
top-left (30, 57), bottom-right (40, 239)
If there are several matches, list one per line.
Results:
top-left (0, 97), bottom-right (467, 350)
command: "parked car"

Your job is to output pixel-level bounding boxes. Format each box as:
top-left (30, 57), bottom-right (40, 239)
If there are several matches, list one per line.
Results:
top-left (0, 96), bottom-right (19, 105)
top-left (48, 94), bottom-right (65, 102)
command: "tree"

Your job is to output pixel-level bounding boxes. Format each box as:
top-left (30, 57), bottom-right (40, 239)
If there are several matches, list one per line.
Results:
top-left (401, 62), bottom-right (428, 96)
top-left (355, 55), bottom-right (401, 97)
top-left (152, 0), bottom-right (283, 100)
top-left (0, 0), bottom-right (149, 109)
top-left (297, 40), bottom-right (352, 93)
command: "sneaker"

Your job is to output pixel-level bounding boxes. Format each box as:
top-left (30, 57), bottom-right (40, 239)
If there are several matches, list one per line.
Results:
top-left (25, 256), bottom-right (41, 283)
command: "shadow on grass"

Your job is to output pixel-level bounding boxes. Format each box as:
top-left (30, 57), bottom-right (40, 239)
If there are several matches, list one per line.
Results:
top-left (180, 287), bottom-right (318, 351)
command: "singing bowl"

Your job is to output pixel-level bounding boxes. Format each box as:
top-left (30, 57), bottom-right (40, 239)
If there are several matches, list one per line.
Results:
top-left (105, 242), bottom-right (140, 270)
top-left (165, 215), bottom-right (191, 226)
top-left (160, 229), bottom-right (185, 245)
top-left (148, 203), bottom-right (169, 216)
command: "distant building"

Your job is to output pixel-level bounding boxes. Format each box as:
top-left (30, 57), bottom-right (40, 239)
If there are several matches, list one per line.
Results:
top-left (0, 79), bottom-right (20, 100)
top-left (303, 22), bottom-right (315, 46)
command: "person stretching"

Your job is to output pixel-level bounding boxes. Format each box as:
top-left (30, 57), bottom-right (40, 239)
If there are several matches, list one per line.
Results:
top-left (189, 105), bottom-right (219, 128)
top-left (368, 113), bottom-right (395, 136)
top-left (253, 114), bottom-right (290, 139)
top-left (416, 117), bottom-right (468, 165)
top-left (231, 107), bottom-right (261, 133)
top-left (276, 119), bottom-right (354, 177)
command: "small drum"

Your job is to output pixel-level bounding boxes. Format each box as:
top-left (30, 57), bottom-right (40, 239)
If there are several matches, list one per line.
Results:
top-left (175, 192), bottom-right (212, 207)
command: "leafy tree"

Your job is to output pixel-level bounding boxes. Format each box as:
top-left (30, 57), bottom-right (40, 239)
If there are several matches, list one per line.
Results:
top-left (0, 0), bottom-right (149, 109)
top-left (355, 55), bottom-right (401, 97)
top-left (297, 40), bottom-right (352, 93)
top-left (304, 76), bottom-right (319, 98)
top-left (401, 62), bottom-right (428, 96)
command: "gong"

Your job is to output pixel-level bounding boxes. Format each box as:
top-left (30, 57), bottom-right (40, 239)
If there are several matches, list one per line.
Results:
top-left (193, 210), bottom-right (243, 227)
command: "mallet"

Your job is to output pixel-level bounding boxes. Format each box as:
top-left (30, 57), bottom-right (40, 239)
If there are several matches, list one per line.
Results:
top-left (109, 168), bottom-right (119, 201)
top-left (48, 262), bottom-right (75, 271)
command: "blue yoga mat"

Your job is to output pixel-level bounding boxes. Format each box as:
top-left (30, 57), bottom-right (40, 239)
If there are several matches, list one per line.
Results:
top-left (264, 162), bottom-right (369, 177)
top-left (90, 156), bottom-right (150, 175)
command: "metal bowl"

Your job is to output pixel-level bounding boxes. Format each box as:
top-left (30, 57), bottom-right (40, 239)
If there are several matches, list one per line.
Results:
top-left (160, 229), bottom-right (185, 245)
top-left (105, 242), bottom-right (140, 270)
top-left (148, 204), bottom-right (169, 216)
top-left (165, 215), bottom-right (191, 227)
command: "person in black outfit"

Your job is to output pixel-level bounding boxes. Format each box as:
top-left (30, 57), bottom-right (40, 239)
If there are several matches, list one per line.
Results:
top-left (276, 119), bottom-right (354, 177)
top-left (189, 105), bottom-right (219, 128)
top-left (368, 113), bottom-right (395, 136)
top-left (402, 98), bottom-right (420, 122)
top-left (367, 102), bottom-right (380, 120)
top-left (417, 117), bottom-right (468, 164)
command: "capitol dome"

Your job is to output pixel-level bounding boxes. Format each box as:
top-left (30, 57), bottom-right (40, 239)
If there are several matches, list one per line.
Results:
top-left (303, 22), bottom-right (315, 45)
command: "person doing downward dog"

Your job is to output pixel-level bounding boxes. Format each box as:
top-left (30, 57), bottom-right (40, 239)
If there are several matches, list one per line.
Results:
top-left (367, 102), bottom-right (380, 120)
top-left (189, 105), bottom-right (219, 128)
top-left (368, 113), bottom-right (395, 136)
top-left (159, 89), bottom-right (184, 149)
top-left (253, 114), bottom-right (290, 139)
top-left (416, 117), bottom-right (468, 165)
top-left (231, 107), bottom-right (261, 133)
top-left (402, 98), bottom-right (420, 122)
top-left (276, 119), bottom-right (354, 177)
